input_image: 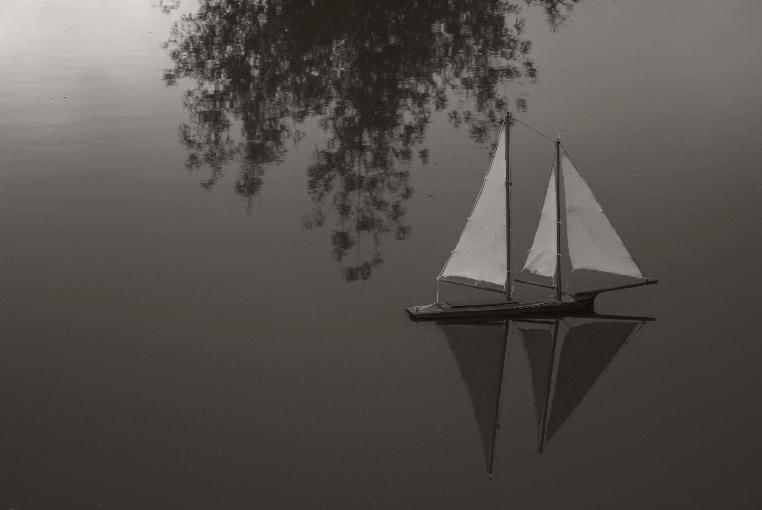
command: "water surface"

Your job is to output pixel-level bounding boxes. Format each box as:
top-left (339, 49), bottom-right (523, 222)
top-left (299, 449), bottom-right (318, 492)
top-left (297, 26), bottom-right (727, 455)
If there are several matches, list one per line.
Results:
top-left (1, 0), bottom-right (761, 508)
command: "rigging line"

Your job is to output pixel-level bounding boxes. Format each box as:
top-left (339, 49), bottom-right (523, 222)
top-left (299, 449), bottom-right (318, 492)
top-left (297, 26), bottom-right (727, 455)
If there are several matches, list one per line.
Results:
top-left (491, 451), bottom-right (539, 477)
top-left (512, 117), bottom-right (557, 143)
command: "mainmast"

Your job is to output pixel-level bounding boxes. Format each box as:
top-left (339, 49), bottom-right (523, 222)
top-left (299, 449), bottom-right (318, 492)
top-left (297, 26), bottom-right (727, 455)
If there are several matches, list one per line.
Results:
top-left (539, 317), bottom-right (561, 453)
top-left (554, 137), bottom-right (562, 302)
top-left (487, 320), bottom-right (511, 479)
top-left (505, 113), bottom-right (512, 302)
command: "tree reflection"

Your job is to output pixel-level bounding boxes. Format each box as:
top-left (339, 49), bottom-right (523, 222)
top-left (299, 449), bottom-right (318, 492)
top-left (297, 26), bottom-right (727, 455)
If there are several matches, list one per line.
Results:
top-left (161, 0), bottom-right (578, 281)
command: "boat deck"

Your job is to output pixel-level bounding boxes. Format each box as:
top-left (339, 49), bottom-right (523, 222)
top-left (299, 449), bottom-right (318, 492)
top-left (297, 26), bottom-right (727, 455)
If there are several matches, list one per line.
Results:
top-left (406, 298), bottom-right (592, 321)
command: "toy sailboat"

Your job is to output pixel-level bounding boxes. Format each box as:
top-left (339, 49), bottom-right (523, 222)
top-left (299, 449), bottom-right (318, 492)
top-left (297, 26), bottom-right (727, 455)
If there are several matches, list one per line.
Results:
top-left (407, 113), bottom-right (656, 320)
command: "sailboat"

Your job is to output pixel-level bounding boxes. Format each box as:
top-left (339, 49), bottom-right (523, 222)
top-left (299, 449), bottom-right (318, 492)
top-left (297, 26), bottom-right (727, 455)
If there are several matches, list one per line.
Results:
top-left (407, 113), bottom-right (656, 320)
top-left (441, 314), bottom-right (652, 478)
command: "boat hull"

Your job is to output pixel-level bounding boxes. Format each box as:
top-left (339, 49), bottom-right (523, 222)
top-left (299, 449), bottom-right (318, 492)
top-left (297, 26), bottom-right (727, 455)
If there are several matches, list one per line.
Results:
top-left (406, 298), bottom-right (593, 321)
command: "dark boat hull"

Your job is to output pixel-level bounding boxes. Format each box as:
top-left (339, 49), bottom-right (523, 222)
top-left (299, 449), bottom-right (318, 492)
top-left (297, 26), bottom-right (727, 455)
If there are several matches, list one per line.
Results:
top-left (406, 298), bottom-right (593, 321)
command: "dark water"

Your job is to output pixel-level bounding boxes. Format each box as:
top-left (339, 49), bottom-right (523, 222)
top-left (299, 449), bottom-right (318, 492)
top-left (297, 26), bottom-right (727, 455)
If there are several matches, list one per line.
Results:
top-left (1, 0), bottom-right (761, 508)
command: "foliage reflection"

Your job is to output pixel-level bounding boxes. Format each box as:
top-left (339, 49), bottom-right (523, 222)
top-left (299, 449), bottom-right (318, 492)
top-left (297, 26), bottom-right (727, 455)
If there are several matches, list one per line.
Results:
top-left (161, 0), bottom-right (578, 281)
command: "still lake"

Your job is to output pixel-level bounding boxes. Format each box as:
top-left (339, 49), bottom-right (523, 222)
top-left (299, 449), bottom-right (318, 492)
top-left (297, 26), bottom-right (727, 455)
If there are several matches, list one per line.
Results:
top-left (1, 0), bottom-right (760, 508)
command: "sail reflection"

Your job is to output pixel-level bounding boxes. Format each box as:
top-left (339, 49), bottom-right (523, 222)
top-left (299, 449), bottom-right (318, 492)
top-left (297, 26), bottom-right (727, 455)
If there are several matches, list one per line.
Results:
top-left (161, 0), bottom-right (579, 280)
top-left (440, 314), bottom-right (649, 478)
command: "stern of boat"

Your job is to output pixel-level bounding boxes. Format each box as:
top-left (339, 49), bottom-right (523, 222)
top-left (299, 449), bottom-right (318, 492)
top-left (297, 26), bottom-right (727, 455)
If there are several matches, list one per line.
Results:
top-left (406, 302), bottom-right (445, 320)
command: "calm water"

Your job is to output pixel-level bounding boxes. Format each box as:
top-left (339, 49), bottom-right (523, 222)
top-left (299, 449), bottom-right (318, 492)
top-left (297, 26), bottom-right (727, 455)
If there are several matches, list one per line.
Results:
top-left (1, 0), bottom-right (761, 508)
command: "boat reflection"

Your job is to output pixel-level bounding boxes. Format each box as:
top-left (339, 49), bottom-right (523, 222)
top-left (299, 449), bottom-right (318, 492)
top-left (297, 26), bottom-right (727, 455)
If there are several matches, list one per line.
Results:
top-left (160, 0), bottom-right (579, 281)
top-left (440, 313), bottom-right (651, 478)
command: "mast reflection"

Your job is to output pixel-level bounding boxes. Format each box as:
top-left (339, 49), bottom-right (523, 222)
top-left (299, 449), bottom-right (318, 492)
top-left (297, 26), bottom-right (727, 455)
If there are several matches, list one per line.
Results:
top-left (440, 313), bottom-right (650, 478)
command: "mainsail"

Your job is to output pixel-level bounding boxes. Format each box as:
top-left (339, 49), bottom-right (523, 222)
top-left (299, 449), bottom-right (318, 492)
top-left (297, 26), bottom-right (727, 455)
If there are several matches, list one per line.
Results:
top-left (562, 153), bottom-right (644, 279)
top-left (438, 126), bottom-right (507, 292)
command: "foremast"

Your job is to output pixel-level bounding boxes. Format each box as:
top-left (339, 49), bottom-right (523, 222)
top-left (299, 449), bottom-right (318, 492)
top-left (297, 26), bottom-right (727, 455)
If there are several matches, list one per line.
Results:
top-left (504, 113), bottom-right (512, 302)
top-left (554, 137), bottom-right (562, 302)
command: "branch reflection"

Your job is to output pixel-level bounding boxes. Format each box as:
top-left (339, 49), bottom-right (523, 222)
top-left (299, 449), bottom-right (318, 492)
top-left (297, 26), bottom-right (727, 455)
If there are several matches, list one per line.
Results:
top-left (161, 0), bottom-right (578, 281)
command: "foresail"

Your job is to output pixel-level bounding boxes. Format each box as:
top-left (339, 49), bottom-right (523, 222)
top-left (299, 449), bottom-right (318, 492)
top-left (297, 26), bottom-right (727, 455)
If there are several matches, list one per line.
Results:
top-left (439, 125), bottom-right (507, 291)
top-left (562, 153), bottom-right (644, 279)
top-left (522, 170), bottom-right (557, 278)
top-left (517, 325), bottom-right (554, 426)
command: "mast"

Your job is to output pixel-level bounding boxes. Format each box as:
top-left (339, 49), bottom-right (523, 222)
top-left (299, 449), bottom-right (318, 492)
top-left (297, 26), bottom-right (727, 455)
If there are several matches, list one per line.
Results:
top-left (488, 320), bottom-right (511, 479)
top-left (538, 317), bottom-right (560, 453)
top-left (554, 137), bottom-right (562, 302)
top-left (505, 113), bottom-right (512, 302)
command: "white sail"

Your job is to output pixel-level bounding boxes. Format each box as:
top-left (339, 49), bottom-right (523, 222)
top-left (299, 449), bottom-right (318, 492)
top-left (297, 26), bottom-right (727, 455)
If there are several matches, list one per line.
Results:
top-left (562, 153), bottom-right (644, 279)
top-left (439, 126), bottom-right (507, 292)
top-left (522, 169), bottom-right (557, 278)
